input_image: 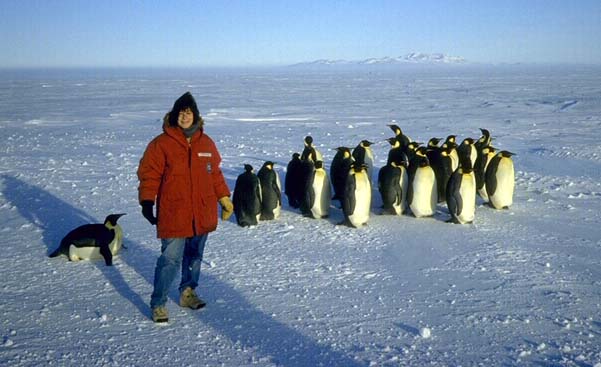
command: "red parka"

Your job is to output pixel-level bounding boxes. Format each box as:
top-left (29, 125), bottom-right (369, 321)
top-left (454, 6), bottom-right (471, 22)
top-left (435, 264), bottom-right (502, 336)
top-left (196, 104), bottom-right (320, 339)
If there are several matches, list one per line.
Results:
top-left (138, 124), bottom-right (230, 238)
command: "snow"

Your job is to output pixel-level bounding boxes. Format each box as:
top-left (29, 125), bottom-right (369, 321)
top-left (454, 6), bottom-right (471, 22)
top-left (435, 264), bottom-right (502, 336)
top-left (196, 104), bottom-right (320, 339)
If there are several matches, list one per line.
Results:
top-left (1, 65), bottom-right (601, 366)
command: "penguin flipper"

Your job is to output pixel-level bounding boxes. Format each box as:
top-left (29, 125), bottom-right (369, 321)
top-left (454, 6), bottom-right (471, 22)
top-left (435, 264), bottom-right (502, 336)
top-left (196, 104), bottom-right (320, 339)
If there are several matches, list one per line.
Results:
top-left (485, 158), bottom-right (500, 196)
top-left (99, 243), bottom-right (113, 266)
top-left (343, 175), bottom-right (356, 216)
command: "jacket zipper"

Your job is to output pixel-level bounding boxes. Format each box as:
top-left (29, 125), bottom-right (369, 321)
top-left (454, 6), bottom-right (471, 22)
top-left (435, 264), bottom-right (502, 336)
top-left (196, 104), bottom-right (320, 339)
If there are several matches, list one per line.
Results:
top-left (188, 143), bottom-right (197, 236)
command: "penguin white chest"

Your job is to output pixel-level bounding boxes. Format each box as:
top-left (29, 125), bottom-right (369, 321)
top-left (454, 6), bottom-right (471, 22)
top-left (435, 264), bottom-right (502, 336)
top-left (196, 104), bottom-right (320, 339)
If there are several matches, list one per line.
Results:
top-left (349, 172), bottom-right (371, 226)
top-left (490, 159), bottom-right (514, 208)
top-left (457, 173), bottom-right (476, 223)
top-left (311, 169), bottom-right (331, 218)
top-left (410, 167), bottom-right (437, 217)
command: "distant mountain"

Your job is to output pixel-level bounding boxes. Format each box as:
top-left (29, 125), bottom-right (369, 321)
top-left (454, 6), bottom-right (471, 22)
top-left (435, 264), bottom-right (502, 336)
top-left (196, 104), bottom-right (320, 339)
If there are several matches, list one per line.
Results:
top-left (292, 53), bottom-right (467, 67)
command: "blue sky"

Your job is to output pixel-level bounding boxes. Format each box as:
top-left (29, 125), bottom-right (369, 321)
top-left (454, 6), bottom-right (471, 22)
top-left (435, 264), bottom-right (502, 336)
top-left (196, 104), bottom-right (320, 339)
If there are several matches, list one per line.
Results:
top-left (1, 0), bottom-right (600, 67)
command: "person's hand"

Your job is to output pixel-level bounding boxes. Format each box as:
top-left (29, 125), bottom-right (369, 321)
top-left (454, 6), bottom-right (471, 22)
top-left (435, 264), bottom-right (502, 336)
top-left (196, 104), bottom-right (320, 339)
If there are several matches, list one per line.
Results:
top-left (141, 201), bottom-right (158, 225)
top-left (218, 196), bottom-right (234, 221)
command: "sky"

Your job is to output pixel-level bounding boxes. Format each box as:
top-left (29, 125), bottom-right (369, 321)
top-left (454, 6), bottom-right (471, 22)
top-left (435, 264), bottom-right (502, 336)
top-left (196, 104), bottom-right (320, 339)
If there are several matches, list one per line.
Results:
top-left (1, 0), bottom-right (600, 68)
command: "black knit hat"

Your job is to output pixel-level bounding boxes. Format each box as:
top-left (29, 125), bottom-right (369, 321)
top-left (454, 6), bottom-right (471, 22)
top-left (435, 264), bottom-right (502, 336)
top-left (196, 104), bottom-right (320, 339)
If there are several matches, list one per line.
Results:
top-left (169, 92), bottom-right (201, 127)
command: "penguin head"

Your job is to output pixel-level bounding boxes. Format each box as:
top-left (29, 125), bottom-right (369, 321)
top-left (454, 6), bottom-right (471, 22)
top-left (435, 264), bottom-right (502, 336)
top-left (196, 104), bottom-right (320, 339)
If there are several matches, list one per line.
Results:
top-left (478, 128), bottom-right (491, 144)
top-left (482, 146), bottom-right (496, 155)
top-left (168, 92), bottom-right (202, 128)
top-left (350, 162), bottom-right (367, 173)
top-left (292, 152), bottom-right (301, 160)
top-left (445, 135), bottom-right (457, 145)
top-left (386, 137), bottom-right (401, 148)
top-left (304, 136), bottom-right (313, 146)
top-left (415, 146), bottom-right (428, 157)
top-left (428, 137), bottom-right (442, 147)
top-left (244, 164), bottom-right (254, 173)
top-left (387, 124), bottom-right (402, 136)
top-left (461, 138), bottom-right (475, 146)
top-left (262, 161), bottom-right (274, 170)
top-left (104, 213), bottom-right (126, 227)
top-left (360, 140), bottom-right (374, 147)
top-left (499, 151), bottom-right (515, 158)
top-left (407, 142), bottom-right (421, 152)
top-left (335, 146), bottom-right (352, 158)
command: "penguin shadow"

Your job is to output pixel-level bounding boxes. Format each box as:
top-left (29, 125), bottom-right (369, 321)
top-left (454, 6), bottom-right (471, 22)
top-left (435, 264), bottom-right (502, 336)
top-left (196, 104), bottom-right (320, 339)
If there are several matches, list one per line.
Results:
top-left (0, 174), bottom-right (148, 317)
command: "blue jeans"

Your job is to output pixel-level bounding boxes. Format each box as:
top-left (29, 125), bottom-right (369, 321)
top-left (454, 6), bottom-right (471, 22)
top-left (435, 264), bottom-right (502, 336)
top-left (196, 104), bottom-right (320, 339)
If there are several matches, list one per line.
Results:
top-left (150, 234), bottom-right (208, 309)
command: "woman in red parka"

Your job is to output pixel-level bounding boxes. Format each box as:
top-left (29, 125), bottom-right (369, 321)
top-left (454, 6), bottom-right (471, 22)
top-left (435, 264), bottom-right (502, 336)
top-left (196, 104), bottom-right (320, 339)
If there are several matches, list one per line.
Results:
top-left (137, 92), bottom-right (233, 323)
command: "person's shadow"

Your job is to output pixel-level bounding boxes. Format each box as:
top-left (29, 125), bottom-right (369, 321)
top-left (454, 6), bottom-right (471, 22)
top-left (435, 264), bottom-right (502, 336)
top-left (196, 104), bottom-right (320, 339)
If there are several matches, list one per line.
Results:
top-left (1, 174), bottom-right (366, 367)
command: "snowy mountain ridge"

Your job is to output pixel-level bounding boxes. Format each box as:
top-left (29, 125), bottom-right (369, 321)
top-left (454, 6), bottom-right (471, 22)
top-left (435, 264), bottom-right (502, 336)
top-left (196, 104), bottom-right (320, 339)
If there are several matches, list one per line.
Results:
top-left (293, 52), bottom-right (467, 66)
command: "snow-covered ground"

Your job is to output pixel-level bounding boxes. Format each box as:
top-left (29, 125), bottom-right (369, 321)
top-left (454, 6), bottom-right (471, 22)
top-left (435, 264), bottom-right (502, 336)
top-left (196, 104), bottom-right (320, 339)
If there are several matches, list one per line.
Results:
top-left (1, 65), bottom-right (600, 366)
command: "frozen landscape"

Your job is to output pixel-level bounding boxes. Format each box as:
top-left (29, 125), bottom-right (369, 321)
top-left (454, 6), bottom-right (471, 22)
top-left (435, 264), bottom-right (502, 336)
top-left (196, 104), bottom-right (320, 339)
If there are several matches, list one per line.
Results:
top-left (1, 64), bottom-right (600, 366)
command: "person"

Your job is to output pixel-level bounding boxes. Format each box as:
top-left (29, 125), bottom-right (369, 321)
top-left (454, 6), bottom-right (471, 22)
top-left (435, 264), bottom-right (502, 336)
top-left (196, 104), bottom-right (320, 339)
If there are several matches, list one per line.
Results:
top-left (137, 92), bottom-right (233, 323)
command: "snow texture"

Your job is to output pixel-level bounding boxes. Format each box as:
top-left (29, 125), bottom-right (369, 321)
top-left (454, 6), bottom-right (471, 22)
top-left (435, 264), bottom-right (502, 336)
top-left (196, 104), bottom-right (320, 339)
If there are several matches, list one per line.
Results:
top-left (1, 65), bottom-right (601, 366)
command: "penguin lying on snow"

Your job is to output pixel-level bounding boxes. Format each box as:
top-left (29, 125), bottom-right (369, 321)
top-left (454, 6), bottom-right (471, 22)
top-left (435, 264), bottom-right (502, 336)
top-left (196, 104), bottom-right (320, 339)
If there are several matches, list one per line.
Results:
top-left (49, 213), bottom-right (126, 266)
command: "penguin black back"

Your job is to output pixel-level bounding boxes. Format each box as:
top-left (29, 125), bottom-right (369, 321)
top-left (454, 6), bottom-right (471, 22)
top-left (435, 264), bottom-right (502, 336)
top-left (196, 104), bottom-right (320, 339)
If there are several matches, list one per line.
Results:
top-left (49, 213), bottom-right (126, 266)
top-left (233, 165), bottom-right (262, 227)
top-left (285, 153), bottom-right (303, 208)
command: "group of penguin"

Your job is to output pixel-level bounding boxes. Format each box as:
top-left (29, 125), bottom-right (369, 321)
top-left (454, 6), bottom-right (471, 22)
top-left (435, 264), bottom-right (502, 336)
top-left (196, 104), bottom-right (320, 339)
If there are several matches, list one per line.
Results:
top-left (48, 124), bottom-right (515, 266)
top-left (232, 125), bottom-right (515, 228)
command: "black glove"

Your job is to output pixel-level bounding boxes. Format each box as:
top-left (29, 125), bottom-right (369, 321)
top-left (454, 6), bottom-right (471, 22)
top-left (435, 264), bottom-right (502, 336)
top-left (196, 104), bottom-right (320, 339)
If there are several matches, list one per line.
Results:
top-left (141, 200), bottom-right (157, 225)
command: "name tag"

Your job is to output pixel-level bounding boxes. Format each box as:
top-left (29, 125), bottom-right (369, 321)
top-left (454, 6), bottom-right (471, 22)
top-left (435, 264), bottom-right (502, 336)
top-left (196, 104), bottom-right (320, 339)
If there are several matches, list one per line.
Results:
top-left (198, 152), bottom-right (212, 158)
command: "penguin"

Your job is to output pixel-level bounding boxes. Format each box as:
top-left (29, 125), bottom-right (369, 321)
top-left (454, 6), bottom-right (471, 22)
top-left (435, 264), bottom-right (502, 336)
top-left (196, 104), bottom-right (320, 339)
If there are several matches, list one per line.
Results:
top-left (436, 146), bottom-right (456, 202)
top-left (49, 213), bottom-right (126, 266)
top-left (457, 138), bottom-right (477, 168)
top-left (426, 138), bottom-right (444, 202)
top-left (300, 160), bottom-right (331, 218)
top-left (342, 163), bottom-right (372, 227)
top-left (407, 153), bottom-right (438, 218)
top-left (330, 147), bottom-right (354, 203)
top-left (233, 164), bottom-right (262, 227)
top-left (485, 151), bottom-right (515, 209)
top-left (257, 161), bottom-right (282, 220)
top-left (386, 137), bottom-right (405, 166)
top-left (387, 124), bottom-right (411, 150)
top-left (300, 136), bottom-right (322, 162)
top-left (285, 153), bottom-right (303, 208)
top-left (378, 154), bottom-right (409, 215)
top-left (446, 160), bottom-right (477, 224)
top-left (352, 140), bottom-right (375, 183)
top-left (474, 145), bottom-right (496, 201)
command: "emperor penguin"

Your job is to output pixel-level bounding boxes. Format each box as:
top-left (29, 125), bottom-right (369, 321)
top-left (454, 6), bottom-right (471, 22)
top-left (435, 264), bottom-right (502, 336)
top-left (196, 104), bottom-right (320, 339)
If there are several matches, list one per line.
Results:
top-left (426, 138), bottom-right (443, 202)
top-left (301, 136), bottom-right (323, 162)
top-left (342, 163), bottom-right (372, 227)
top-left (436, 146), bottom-right (456, 202)
top-left (330, 147), bottom-right (354, 203)
top-left (378, 153), bottom-right (409, 215)
top-left (446, 159), bottom-right (477, 224)
top-left (407, 151), bottom-right (438, 218)
top-left (352, 140), bottom-right (375, 183)
top-left (49, 213), bottom-right (126, 266)
top-left (257, 161), bottom-right (282, 220)
top-left (233, 164), bottom-right (262, 227)
top-left (300, 160), bottom-right (331, 218)
top-left (474, 145), bottom-right (496, 201)
top-left (485, 151), bottom-right (515, 209)
top-left (457, 138), bottom-right (477, 168)
top-left (387, 124), bottom-right (411, 150)
top-left (285, 153), bottom-right (303, 208)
